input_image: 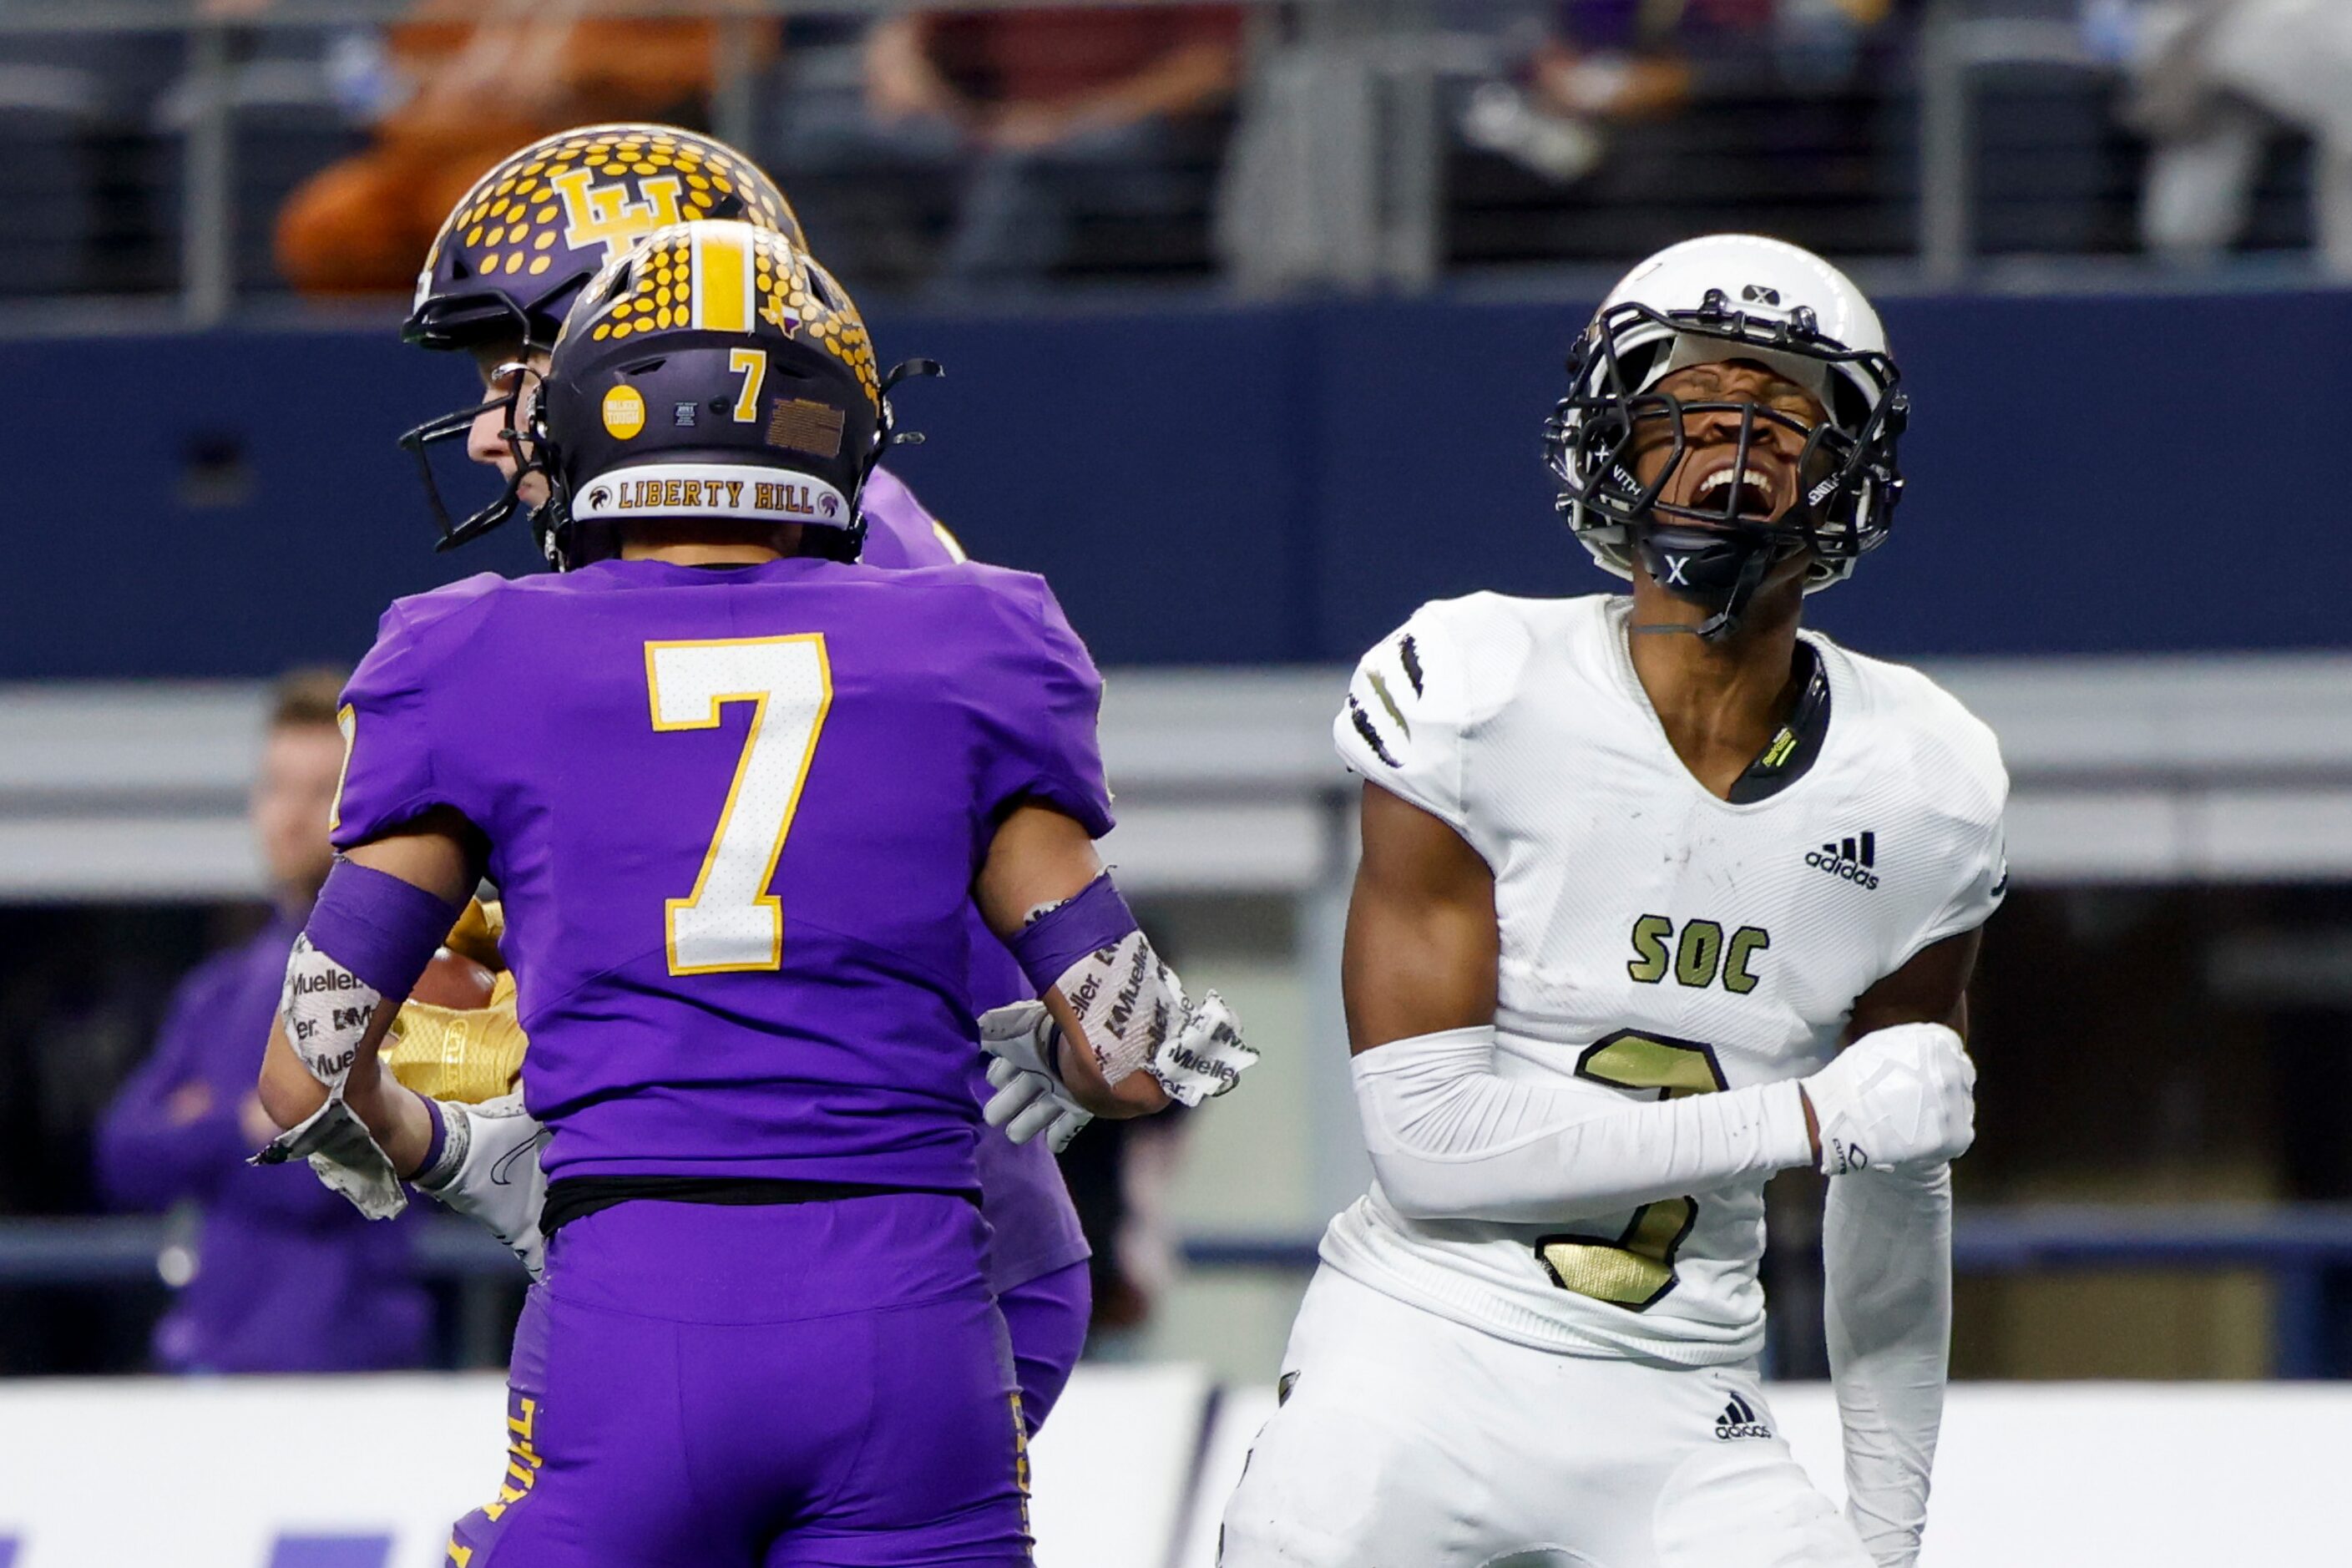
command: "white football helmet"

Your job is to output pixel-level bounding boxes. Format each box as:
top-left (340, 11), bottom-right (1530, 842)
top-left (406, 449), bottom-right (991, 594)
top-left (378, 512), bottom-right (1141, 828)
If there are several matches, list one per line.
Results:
top-left (1544, 234), bottom-right (1907, 630)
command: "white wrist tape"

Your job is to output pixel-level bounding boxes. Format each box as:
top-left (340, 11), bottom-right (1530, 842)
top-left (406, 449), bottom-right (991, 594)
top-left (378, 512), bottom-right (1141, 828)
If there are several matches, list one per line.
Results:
top-left (280, 933), bottom-right (385, 1092)
top-left (1352, 1025), bottom-right (1814, 1224)
top-left (1055, 929), bottom-right (1174, 1085)
top-left (1151, 987), bottom-right (1254, 1106)
top-left (1050, 930), bottom-right (1257, 1106)
top-left (415, 1095), bottom-right (549, 1280)
top-left (1826, 1161), bottom-right (1953, 1567)
top-left (261, 934), bottom-right (408, 1218)
top-left (1803, 1023), bottom-right (1977, 1176)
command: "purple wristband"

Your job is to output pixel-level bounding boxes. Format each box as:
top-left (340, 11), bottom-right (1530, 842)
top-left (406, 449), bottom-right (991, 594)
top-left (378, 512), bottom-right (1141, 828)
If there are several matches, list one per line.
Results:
top-left (303, 858), bottom-right (459, 1001)
top-left (1009, 875), bottom-right (1140, 996)
top-left (418, 1097), bottom-right (450, 1173)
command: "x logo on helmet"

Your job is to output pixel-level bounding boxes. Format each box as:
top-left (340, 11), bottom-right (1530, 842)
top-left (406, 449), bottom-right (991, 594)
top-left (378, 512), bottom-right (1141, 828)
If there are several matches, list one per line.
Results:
top-left (1663, 555), bottom-right (1692, 585)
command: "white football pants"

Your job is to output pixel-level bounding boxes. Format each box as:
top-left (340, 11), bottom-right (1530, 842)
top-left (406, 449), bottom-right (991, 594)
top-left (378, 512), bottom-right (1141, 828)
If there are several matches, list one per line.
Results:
top-left (1218, 1267), bottom-right (1872, 1568)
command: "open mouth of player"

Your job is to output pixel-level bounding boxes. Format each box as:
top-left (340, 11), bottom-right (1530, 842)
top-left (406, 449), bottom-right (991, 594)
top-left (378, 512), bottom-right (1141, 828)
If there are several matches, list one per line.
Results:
top-left (1687, 456), bottom-right (1784, 522)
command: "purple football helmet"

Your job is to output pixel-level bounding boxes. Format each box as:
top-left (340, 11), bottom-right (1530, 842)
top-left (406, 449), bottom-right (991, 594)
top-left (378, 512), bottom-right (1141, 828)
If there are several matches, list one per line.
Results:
top-left (399, 124), bottom-right (808, 551)
top-left (529, 219), bottom-right (932, 571)
top-left (405, 122), bottom-right (805, 353)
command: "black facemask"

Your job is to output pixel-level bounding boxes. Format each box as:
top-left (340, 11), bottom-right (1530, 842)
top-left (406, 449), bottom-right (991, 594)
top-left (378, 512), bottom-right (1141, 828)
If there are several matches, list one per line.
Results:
top-left (397, 361), bottom-right (549, 553)
top-left (1546, 295), bottom-right (1909, 642)
top-left (1628, 397), bottom-right (1813, 641)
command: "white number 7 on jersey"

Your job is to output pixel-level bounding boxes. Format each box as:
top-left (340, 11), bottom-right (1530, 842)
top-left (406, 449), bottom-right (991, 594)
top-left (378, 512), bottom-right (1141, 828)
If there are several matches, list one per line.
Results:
top-left (645, 635), bottom-right (832, 975)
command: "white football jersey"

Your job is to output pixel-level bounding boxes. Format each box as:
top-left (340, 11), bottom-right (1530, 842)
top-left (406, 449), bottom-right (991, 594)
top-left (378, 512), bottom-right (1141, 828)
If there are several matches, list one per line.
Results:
top-left (1323, 593), bottom-right (2007, 1365)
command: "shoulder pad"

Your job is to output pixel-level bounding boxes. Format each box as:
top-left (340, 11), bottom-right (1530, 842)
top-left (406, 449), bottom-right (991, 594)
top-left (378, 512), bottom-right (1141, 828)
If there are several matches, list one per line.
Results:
top-left (1839, 649), bottom-right (2010, 822)
top-left (1334, 597), bottom-right (1532, 831)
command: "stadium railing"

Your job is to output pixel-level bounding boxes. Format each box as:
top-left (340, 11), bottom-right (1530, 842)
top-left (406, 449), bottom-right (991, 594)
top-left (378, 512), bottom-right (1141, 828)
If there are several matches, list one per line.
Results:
top-left (0, 0), bottom-right (1294, 318)
top-left (8, 1202), bottom-right (2352, 1374)
top-left (0, 0), bottom-right (2313, 314)
top-left (13, 653), bottom-right (2352, 903)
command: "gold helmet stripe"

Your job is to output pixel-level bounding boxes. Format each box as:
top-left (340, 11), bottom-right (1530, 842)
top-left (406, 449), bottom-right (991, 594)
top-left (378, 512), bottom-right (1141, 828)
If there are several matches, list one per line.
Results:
top-left (692, 224), bottom-right (756, 334)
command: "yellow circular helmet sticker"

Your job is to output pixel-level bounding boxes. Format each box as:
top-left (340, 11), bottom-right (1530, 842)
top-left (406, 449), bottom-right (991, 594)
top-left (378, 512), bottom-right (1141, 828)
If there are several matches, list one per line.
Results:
top-left (602, 384), bottom-right (647, 439)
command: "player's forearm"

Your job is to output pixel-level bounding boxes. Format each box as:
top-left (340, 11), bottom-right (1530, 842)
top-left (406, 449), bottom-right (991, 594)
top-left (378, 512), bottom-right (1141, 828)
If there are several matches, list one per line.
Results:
top-left (1046, 991), bottom-right (1171, 1119)
top-left (1825, 1161), bottom-right (1953, 1568)
top-left (261, 1013), bottom-right (433, 1167)
top-left (343, 1065), bottom-right (438, 1175)
top-left (1353, 1026), bottom-right (1813, 1224)
top-left (255, 852), bottom-right (467, 1218)
top-left (260, 1014), bottom-right (335, 1129)
top-left (270, 847), bottom-right (470, 1103)
top-left (980, 812), bottom-right (1257, 1112)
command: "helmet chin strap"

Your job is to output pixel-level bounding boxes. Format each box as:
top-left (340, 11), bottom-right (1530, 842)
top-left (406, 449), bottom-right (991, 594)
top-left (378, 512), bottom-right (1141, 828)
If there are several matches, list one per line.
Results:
top-left (1632, 523), bottom-right (1791, 642)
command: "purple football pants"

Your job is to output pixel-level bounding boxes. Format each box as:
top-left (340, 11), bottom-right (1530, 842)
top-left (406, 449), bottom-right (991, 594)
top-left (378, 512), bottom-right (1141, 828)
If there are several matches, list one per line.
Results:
top-left (998, 1258), bottom-right (1090, 1434)
top-left (447, 1196), bottom-right (1032, 1567)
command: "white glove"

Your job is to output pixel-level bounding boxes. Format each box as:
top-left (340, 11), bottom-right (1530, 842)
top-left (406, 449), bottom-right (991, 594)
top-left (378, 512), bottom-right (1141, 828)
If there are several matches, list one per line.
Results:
top-left (979, 1002), bottom-right (1092, 1152)
top-left (253, 1093), bottom-right (406, 1219)
top-left (1803, 1022), bottom-right (1976, 1176)
top-left (414, 1095), bottom-right (549, 1279)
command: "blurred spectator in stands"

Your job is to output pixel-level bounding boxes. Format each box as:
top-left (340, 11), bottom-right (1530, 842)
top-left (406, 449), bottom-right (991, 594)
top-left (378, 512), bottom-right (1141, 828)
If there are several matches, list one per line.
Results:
top-left (1455, 0), bottom-right (1689, 186)
top-left (1458, 0), bottom-right (1889, 187)
top-left (787, 7), bottom-right (1242, 293)
top-left (274, 2), bottom-right (735, 295)
top-left (1528, 0), bottom-right (1697, 124)
top-left (2123, 0), bottom-right (2352, 277)
top-left (93, 669), bottom-right (431, 1374)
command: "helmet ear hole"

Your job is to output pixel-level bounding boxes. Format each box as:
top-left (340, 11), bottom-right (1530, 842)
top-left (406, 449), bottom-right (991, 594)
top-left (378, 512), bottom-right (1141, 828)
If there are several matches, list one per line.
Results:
top-left (595, 260), bottom-right (640, 311)
top-left (1612, 341), bottom-right (1668, 396)
top-left (807, 265), bottom-right (846, 313)
top-left (1827, 378), bottom-right (1873, 432)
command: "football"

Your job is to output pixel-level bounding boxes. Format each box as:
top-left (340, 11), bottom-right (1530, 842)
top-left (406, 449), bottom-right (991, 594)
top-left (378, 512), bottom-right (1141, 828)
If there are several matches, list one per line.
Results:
top-left (407, 947), bottom-right (498, 1010)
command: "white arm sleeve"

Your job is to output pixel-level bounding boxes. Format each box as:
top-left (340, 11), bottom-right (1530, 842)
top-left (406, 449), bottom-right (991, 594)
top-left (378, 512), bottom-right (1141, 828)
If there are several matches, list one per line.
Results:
top-left (1352, 1025), bottom-right (1815, 1224)
top-left (1824, 1161), bottom-right (1953, 1568)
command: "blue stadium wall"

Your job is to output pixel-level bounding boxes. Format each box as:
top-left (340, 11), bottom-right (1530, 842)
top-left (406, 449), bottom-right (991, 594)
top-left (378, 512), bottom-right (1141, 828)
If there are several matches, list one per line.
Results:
top-left (4, 286), bottom-right (2337, 677)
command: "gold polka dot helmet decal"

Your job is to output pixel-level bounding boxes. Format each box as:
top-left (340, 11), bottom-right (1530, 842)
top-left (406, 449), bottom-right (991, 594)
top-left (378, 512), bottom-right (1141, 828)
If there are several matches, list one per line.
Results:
top-left (532, 220), bottom-right (897, 571)
top-left (405, 123), bottom-right (807, 352)
top-left (559, 220), bottom-right (880, 412)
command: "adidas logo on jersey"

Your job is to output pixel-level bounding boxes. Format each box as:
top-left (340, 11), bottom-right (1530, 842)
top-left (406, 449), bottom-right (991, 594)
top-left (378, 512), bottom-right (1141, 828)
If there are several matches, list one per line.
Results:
top-left (1714, 1393), bottom-right (1771, 1441)
top-left (1804, 832), bottom-right (1879, 890)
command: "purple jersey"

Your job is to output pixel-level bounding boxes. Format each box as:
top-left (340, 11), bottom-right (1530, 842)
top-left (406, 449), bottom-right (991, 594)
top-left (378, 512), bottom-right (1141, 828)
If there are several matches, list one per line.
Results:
top-left (860, 467), bottom-right (969, 570)
top-left (332, 555), bottom-right (1112, 1191)
top-left (864, 470), bottom-right (1094, 1290)
top-left (862, 473), bottom-right (1030, 1011)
